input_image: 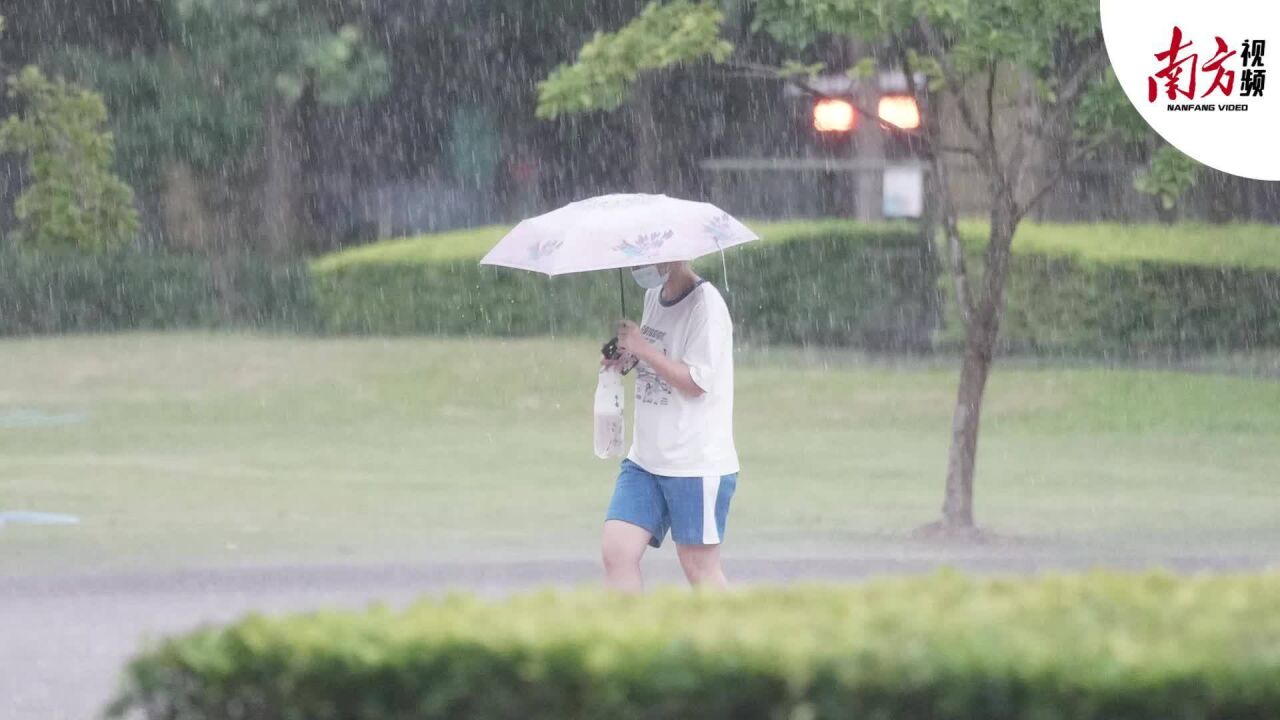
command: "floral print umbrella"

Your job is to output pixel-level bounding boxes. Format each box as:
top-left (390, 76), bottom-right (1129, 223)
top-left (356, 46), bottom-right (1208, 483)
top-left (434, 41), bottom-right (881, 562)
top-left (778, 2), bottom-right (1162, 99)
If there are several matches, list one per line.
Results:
top-left (480, 194), bottom-right (757, 278)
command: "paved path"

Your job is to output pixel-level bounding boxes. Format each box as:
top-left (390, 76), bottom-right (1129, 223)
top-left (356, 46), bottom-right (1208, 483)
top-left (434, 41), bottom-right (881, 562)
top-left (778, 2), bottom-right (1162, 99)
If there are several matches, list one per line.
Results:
top-left (4, 551), bottom-right (1276, 720)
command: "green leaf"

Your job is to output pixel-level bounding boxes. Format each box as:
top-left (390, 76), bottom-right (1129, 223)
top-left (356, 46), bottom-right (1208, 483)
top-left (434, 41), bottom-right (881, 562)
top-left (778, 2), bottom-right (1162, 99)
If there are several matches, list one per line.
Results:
top-left (537, 1), bottom-right (733, 118)
top-left (779, 60), bottom-right (826, 80)
top-left (1134, 145), bottom-right (1199, 211)
top-left (847, 57), bottom-right (879, 81)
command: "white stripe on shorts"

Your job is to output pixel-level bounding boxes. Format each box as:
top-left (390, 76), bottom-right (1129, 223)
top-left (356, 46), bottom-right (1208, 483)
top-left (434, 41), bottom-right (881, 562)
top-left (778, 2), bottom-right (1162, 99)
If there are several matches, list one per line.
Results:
top-left (702, 475), bottom-right (721, 544)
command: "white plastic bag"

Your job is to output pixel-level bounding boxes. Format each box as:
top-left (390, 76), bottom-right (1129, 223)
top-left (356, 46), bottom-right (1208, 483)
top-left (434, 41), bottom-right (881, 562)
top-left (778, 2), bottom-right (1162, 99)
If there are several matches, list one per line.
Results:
top-left (593, 368), bottom-right (625, 459)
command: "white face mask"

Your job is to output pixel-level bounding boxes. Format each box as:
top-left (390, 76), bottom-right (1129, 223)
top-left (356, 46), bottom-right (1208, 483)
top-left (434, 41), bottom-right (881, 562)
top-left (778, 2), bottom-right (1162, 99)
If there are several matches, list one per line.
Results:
top-left (631, 265), bottom-right (669, 289)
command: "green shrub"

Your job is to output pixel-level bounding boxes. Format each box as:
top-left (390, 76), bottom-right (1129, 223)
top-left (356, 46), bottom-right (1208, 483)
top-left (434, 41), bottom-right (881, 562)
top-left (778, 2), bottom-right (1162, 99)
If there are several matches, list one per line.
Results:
top-left (311, 221), bottom-right (941, 351)
top-left (0, 248), bottom-right (313, 334)
top-left (931, 223), bottom-right (1280, 355)
top-left (714, 225), bottom-right (939, 350)
top-left (18, 219), bottom-right (1271, 353)
top-left (109, 572), bottom-right (1280, 720)
top-left (312, 219), bottom-right (1280, 355)
top-left (999, 255), bottom-right (1280, 356)
top-left (0, 66), bottom-right (140, 251)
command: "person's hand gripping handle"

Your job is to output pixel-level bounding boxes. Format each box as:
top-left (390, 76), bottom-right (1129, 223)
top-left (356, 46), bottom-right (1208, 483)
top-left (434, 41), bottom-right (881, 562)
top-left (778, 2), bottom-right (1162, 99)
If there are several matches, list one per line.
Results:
top-left (601, 320), bottom-right (641, 374)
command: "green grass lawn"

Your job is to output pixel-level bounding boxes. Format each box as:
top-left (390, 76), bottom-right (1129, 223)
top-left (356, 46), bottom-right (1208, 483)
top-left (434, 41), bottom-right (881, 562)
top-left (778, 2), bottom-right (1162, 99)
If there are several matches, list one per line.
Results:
top-left (2, 333), bottom-right (1279, 576)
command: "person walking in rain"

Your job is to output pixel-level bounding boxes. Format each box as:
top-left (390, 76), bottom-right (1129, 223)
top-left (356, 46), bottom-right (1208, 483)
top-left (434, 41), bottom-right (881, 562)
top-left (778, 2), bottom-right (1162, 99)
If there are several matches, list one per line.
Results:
top-left (601, 260), bottom-right (738, 592)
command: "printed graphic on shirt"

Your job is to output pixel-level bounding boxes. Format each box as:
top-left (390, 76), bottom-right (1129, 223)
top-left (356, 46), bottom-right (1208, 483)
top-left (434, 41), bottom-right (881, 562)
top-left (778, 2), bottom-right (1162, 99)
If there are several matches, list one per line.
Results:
top-left (635, 324), bottom-right (672, 406)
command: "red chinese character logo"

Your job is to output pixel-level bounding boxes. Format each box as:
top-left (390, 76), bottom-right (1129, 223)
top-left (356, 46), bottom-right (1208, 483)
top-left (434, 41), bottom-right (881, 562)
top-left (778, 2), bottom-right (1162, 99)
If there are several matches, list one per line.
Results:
top-left (1149, 27), bottom-right (1241, 102)
top-left (1150, 26), bottom-right (1196, 101)
top-left (1200, 36), bottom-right (1238, 97)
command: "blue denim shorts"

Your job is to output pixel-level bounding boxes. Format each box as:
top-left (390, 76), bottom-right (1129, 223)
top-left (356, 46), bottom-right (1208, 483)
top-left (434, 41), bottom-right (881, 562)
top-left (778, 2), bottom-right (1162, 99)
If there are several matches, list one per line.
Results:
top-left (606, 459), bottom-right (738, 548)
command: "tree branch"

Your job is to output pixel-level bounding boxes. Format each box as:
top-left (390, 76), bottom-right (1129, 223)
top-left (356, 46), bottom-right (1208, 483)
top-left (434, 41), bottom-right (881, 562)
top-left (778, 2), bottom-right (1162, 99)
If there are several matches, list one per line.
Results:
top-left (1015, 131), bottom-right (1118, 220)
top-left (1029, 45), bottom-right (1110, 159)
top-left (899, 43), bottom-right (975, 329)
top-left (938, 174), bottom-right (975, 330)
top-left (1006, 45), bottom-right (1109, 217)
top-left (938, 144), bottom-right (984, 159)
top-left (722, 61), bottom-right (788, 79)
top-left (917, 17), bottom-right (986, 147)
top-left (1003, 71), bottom-right (1041, 192)
top-left (1057, 43), bottom-right (1108, 108)
top-left (985, 61), bottom-right (998, 161)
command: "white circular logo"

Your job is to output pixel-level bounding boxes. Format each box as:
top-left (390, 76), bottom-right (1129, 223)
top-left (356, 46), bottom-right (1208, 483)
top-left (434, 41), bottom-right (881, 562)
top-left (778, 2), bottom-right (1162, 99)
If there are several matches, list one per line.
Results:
top-left (1101, 0), bottom-right (1279, 181)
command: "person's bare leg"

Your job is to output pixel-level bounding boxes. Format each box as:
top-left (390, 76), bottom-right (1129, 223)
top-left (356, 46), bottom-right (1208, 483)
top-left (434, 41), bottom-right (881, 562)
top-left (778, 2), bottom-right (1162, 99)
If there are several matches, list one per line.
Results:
top-left (675, 543), bottom-right (728, 590)
top-left (601, 520), bottom-right (652, 593)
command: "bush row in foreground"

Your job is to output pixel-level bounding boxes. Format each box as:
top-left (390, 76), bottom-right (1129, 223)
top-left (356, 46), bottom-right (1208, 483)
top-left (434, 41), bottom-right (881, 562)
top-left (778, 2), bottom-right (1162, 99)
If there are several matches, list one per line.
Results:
top-left (110, 572), bottom-right (1280, 720)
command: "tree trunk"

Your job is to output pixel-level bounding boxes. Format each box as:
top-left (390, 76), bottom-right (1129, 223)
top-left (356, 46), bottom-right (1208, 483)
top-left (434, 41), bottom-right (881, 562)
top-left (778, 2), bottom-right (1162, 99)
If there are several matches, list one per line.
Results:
top-left (159, 162), bottom-right (214, 253)
top-left (938, 194), bottom-right (1019, 531)
top-left (294, 84), bottom-right (329, 252)
top-left (942, 319), bottom-right (994, 527)
top-left (261, 98), bottom-right (300, 258)
top-left (207, 171), bottom-right (249, 323)
top-left (159, 161), bottom-right (240, 320)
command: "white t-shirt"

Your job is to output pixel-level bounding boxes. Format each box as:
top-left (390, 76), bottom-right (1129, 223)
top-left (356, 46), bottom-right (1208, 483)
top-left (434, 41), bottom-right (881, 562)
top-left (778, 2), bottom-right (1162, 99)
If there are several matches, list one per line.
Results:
top-left (627, 281), bottom-right (739, 477)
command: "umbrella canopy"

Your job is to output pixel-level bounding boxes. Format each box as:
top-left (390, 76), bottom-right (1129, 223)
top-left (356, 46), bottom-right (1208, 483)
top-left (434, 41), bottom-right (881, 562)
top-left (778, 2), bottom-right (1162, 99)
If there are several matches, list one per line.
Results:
top-left (480, 194), bottom-right (758, 276)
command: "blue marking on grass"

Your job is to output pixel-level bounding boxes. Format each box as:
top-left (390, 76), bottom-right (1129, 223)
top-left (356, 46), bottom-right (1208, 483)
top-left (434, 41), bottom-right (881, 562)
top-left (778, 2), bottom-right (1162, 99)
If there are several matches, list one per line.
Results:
top-left (0, 409), bottom-right (90, 429)
top-left (0, 511), bottom-right (81, 528)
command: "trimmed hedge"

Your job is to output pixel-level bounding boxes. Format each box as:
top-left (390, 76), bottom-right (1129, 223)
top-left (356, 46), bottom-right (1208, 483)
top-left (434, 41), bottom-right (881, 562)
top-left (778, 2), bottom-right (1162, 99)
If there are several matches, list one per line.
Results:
top-left (948, 223), bottom-right (1280, 355)
top-left (311, 221), bottom-right (941, 352)
top-left (7, 220), bottom-right (1278, 355)
top-left (109, 572), bottom-right (1280, 720)
top-left (1000, 255), bottom-right (1280, 356)
top-left (311, 220), bottom-right (1280, 355)
top-left (0, 248), bottom-right (314, 334)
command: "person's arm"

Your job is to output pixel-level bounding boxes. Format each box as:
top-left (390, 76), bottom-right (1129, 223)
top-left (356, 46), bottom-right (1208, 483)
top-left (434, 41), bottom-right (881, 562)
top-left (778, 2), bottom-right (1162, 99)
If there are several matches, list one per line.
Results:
top-left (615, 320), bottom-right (706, 397)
